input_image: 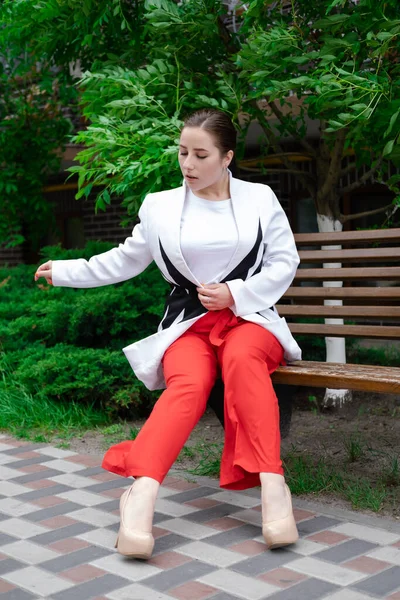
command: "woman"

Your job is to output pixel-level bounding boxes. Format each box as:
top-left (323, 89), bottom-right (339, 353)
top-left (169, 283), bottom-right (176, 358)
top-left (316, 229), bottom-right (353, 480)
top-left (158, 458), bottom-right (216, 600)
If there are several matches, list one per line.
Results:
top-left (35, 109), bottom-right (302, 559)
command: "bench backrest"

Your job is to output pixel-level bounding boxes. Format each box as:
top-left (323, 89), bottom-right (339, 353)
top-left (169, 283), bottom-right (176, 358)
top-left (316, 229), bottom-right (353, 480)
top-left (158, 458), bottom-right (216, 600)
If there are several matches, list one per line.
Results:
top-left (276, 228), bottom-right (400, 340)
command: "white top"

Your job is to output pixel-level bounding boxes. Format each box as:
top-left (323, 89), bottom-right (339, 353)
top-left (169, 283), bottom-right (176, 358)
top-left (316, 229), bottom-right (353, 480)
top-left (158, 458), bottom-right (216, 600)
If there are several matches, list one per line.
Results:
top-left (180, 189), bottom-right (238, 284)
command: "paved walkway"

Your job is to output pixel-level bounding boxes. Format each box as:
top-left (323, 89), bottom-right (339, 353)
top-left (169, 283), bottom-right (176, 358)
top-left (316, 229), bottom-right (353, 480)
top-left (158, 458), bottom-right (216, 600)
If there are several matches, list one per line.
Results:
top-left (0, 435), bottom-right (399, 600)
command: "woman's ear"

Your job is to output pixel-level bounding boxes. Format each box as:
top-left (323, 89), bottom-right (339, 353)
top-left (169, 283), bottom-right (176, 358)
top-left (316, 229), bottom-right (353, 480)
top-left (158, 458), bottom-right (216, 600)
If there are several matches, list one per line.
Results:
top-left (225, 150), bottom-right (234, 169)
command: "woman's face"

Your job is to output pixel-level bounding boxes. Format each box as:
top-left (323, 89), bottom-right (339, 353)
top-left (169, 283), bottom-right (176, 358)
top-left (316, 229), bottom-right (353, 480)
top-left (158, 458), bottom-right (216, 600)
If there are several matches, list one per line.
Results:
top-left (178, 127), bottom-right (232, 192)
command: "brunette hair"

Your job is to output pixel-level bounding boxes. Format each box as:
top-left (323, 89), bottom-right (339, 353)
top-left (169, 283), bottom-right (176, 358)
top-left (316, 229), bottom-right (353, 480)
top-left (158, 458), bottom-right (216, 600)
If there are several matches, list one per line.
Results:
top-left (183, 109), bottom-right (237, 156)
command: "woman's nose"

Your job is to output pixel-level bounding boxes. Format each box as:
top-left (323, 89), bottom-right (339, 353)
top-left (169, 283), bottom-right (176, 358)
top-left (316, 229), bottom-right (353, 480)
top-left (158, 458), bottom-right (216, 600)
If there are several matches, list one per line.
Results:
top-left (183, 156), bottom-right (194, 170)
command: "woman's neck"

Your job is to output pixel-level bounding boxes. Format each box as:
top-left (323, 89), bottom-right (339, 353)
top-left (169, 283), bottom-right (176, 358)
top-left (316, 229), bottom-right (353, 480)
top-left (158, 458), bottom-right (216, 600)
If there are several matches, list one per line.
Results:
top-left (191, 172), bottom-right (230, 201)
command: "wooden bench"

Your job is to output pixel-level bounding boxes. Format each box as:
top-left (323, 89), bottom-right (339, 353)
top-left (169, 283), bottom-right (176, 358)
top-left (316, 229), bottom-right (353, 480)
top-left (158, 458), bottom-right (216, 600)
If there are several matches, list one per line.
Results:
top-left (208, 228), bottom-right (400, 434)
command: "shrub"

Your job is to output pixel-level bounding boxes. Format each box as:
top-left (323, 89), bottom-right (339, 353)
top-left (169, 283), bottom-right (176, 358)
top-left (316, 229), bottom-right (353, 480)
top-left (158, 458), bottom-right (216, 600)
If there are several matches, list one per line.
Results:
top-left (4, 344), bottom-right (157, 417)
top-left (0, 243), bottom-right (170, 417)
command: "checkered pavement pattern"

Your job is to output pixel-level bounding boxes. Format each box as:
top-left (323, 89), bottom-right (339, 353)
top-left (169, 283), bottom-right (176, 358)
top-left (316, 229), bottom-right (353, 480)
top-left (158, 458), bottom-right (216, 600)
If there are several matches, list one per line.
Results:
top-left (0, 436), bottom-right (400, 600)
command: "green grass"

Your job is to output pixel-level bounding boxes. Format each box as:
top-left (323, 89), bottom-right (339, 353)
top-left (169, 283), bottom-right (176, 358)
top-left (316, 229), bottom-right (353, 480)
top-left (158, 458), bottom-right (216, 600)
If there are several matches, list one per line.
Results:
top-left (186, 442), bottom-right (223, 477)
top-left (283, 451), bottom-right (389, 512)
top-left (0, 376), bottom-right (110, 441)
top-left (343, 434), bottom-right (366, 463)
top-left (174, 441), bottom-right (399, 514)
top-left (98, 423), bottom-right (140, 447)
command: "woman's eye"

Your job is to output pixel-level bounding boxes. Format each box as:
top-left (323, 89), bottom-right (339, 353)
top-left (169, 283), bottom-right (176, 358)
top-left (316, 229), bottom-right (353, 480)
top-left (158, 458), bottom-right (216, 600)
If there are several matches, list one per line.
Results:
top-left (179, 152), bottom-right (188, 156)
top-left (197, 156), bottom-right (207, 159)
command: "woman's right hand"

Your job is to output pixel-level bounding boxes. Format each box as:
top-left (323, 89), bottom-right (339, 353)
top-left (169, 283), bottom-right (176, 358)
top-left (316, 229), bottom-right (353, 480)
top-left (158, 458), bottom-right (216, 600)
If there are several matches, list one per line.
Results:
top-left (35, 260), bottom-right (53, 285)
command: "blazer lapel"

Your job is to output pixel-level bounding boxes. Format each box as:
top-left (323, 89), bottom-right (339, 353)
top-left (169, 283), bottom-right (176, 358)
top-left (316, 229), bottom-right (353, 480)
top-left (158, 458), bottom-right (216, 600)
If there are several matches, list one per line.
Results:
top-left (157, 173), bottom-right (262, 288)
top-left (157, 184), bottom-right (202, 287)
top-left (218, 172), bottom-right (262, 282)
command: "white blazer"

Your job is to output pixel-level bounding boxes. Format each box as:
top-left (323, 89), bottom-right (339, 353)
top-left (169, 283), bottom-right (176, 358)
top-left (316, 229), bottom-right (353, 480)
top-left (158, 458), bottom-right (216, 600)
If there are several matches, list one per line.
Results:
top-left (52, 173), bottom-right (302, 390)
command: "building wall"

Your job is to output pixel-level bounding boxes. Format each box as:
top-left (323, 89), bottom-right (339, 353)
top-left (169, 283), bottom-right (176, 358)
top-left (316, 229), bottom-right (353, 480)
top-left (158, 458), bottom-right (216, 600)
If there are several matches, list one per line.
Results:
top-left (0, 158), bottom-right (394, 266)
top-left (0, 245), bottom-right (25, 268)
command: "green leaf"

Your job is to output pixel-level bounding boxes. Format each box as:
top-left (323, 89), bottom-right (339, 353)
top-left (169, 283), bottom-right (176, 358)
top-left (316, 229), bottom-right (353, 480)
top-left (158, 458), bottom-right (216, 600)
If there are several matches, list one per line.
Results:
top-left (377, 32), bottom-right (393, 41)
top-left (314, 14), bottom-right (350, 28)
top-left (384, 110), bottom-right (400, 138)
top-left (383, 139), bottom-right (395, 157)
top-left (103, 189), bottom-right (111, 204)
top-left (351, 104), bottom-right (368, 112)
top-left (387, 174), bottom-right (400, 186)
top-left (338, 113), bottom-right (352, 121)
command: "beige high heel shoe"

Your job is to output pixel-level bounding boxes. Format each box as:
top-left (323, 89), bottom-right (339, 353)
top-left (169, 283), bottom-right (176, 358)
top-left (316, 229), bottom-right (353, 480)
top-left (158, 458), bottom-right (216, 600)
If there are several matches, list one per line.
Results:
top-left (115, 487), bottom-right (155, 559)
top-left (262, 484), bottom-right (299, 550)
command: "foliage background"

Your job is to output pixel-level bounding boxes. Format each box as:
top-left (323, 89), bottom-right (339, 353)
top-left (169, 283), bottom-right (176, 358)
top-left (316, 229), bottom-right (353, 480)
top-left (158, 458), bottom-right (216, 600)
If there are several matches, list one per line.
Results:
top-left (0, 243), bottom-right (169, 417)
top-left (1, 0), bottom-right (400, 247)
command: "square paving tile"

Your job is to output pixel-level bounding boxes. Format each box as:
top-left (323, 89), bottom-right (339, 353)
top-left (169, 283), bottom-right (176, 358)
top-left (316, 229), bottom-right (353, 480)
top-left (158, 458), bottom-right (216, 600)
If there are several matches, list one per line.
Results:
top-left (168, 580), bottom-right (218, 600)
top-left (2, 540), bottom-right (60, 564)
top-left (152, 534), bottom-right (193, 556)
top-left (50, 573), bottom-right (132, 600)
top-left (2, 565), bottom-right (74, 596)
top-left (31, 522), bottom-right (95, 546)
top-left (166, 487), bottom-right (219, 504)
top-left (61, 563), bottom-right (107, 583)
top-left (297, 516), bottom-right (342, 536)
top-left (141, 560), bottom-right (216, 593)
top-left (48, 537), bottom-right (91, 554)
top-left (184, 504), bottom-right (243, 524)
top-left (265, 577), bottom-right (338, 600)
top-left (91, 552), bottom-right (162, 582)
top-left (176, 540), bottom-right (244, 568)
top-left (40, 544), bottom-right (111, 573)
top-left (313, 538), bottom-right (378, 564)
top-left (24, 501), bottom-right (83, 523)
top-left (204, 524), bottom-right (264, 547)
top-left (0, 518), bottom-right (49, 539)
top-left (198, 568), bottom-right (280, 600)
top-left (330, 523), bottom-right (400, 546)
top-left (147, 550), bottom-right (193, 570)
top-left (106, 582), bottom-right (180, 599)
top-left (258, 566), bottom-right (308, 588)
top-left (351, 565), bottom-right (400, 596)
top-left (232, 548), bottom-right (297, 576)
top-left (288, 556), bottom-right (368, 586)
top-left (0, 558), bottom-right (26, 577)
top-left (343, 555), bottom-right (391, 574)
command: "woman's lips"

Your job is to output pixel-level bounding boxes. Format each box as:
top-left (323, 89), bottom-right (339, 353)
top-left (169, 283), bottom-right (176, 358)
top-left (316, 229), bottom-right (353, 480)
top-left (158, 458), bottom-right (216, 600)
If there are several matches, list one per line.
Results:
top-left (185, 175), bottom-right (198, 180)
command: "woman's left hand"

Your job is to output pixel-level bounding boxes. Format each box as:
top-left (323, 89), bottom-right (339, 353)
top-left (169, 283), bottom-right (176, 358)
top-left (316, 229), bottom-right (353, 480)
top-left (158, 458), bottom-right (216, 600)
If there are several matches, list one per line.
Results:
top-left (197, 283), bottom-right (234, 311)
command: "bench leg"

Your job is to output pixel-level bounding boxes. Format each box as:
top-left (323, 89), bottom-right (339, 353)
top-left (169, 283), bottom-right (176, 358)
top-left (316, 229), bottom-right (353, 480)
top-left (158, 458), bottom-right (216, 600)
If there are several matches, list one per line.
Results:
top-left (207, 381), bottom-right (294, 439)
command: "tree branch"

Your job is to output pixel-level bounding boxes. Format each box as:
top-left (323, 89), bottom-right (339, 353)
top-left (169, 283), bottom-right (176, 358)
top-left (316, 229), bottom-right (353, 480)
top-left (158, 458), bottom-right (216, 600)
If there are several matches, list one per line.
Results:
top-left (340, 161), bottom-right (357, 178)
top-left (249, 100), bottom-right (316, 198)
top-left (238, 166), bottom-right (315, 177)
top-left (216, 14), bottom-right (240, 55)
top-left (318, 128), bottom-right (347, 202)
top-left (340, 202), bottom-right (394, 224)
top-left (268, 100), bottom-right (317, 157)
top-left (341, 156), bottom-right (384, 194)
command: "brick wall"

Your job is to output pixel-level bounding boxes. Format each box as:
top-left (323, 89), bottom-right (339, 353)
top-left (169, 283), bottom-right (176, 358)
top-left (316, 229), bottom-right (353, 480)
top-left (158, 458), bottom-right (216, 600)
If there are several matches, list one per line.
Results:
top-left (0, 245), bottom-right (24, 267)
top-left (82, 198), bottom-right (133, 243)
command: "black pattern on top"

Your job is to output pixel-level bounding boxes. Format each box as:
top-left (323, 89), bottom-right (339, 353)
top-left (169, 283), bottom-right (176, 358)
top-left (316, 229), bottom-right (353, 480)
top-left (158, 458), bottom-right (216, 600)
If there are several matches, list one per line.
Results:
top-left (159, 240), bottom-right (207, 330)
top-left (158, 221), bottom-right (264, 330)
top-left (221, 221), bottom-right (263, 283)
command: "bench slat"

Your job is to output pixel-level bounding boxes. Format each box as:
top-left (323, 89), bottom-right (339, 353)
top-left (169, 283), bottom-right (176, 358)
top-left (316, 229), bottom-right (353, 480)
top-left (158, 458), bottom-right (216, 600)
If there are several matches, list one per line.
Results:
top-left (295, 267), bottom-right (400, 280)
top-left (283, 287), bottom-right (400, 299)
top-left (271, 361), bottom-right (400, 394)
top-left (298, 248), bottom-right (400, 263)
top-left (289, 323), bottom-right (400, 339)
top-left (279, 305), bottom-right (400, 319)
top-left (294, 228), bottom-right (400, 246)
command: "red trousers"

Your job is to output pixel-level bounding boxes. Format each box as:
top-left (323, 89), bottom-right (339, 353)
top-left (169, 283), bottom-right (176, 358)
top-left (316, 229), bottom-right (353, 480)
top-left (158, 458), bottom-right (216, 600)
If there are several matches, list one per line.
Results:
top-left (102, 308), bottom-right (284, 490)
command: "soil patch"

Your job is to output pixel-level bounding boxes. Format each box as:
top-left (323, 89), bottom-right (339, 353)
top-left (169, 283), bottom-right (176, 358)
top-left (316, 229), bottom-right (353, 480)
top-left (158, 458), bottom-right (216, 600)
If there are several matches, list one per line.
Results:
top-left (66, 387), bottom-right (400, 520)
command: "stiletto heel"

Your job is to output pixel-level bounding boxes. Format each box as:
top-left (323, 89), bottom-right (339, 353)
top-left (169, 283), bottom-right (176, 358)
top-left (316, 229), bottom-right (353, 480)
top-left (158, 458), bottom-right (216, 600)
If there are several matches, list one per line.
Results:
top-left (115, 487), bottom-right (155, 559)
top-left (262, 484), bottom-right (299, 550)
